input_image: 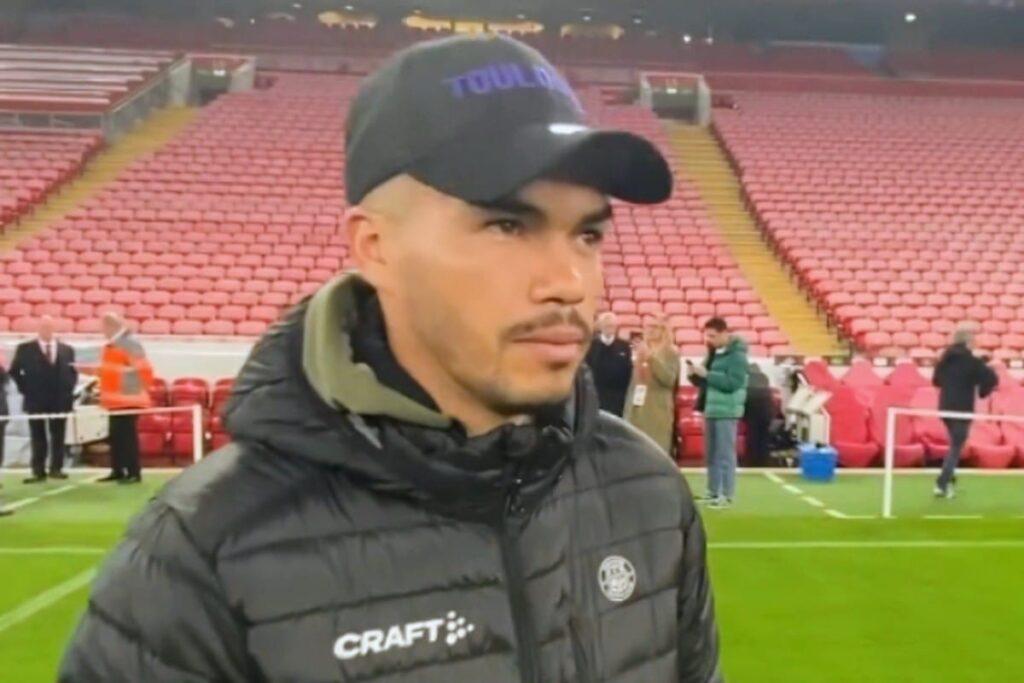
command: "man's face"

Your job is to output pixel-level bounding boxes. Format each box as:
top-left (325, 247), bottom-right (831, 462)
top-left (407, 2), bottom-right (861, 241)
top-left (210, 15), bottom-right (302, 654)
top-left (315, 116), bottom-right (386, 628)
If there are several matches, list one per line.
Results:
top-left (101, 318), bottom-right (119, 340)
top-left (597, 314), bottom-right (617, 339)
top-left (705, 328), bottom-right (729, 349)
top-left (356, 177), bottom-right (607, 419)
top-left (38, 318), bottom-right (55, 342)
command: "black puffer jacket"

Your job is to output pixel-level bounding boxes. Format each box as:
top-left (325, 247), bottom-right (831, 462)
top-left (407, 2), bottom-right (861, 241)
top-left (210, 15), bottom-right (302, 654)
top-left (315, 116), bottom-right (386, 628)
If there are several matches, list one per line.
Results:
top-left (933, 343), bottom-right (998, 412)
top-left (59, 276), bottom-right (722, 683)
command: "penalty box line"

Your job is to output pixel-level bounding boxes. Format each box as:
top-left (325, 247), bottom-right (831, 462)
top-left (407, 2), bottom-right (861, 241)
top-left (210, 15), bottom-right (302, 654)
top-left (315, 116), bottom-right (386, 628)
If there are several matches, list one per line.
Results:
top-left (760, 471), bottom-right (873, 520)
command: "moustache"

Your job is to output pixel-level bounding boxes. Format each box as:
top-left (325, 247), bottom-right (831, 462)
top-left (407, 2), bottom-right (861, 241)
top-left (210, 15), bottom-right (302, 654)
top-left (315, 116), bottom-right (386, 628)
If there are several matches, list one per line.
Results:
top-left (502, 309), bottom-right (592, 342)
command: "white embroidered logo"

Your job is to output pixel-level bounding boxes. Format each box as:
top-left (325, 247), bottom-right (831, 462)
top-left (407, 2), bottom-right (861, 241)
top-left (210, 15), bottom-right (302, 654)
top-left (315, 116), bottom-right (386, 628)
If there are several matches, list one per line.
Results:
top-left (333, 611), bottom-right (475, 661)
top-left (598, 555), bottom-right (637, 603)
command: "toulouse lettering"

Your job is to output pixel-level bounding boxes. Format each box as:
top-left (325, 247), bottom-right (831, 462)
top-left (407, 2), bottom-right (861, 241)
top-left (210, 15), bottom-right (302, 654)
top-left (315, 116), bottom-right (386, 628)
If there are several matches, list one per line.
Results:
top-left (442, 63), bottom-right (582, 111)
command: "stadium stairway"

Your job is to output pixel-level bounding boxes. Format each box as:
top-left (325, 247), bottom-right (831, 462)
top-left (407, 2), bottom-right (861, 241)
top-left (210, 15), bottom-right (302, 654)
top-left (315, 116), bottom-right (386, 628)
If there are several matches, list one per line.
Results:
top-left (668, 123), bottom-right (847, 357)
top-left (0, 107), bottom-right (197, 252)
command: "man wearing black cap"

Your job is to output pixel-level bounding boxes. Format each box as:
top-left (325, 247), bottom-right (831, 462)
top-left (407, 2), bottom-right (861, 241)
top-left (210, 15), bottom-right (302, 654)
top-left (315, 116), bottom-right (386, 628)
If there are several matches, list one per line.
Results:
top-left (60, 35), bottom-right (722, 683)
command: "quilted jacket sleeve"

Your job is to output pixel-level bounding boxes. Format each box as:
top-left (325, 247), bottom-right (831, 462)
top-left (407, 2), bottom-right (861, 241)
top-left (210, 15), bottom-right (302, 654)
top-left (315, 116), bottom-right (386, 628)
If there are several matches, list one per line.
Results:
top-left (677, 490), bottom-right (725, 683)
top-left (58, 502), bottom-right (252, 682)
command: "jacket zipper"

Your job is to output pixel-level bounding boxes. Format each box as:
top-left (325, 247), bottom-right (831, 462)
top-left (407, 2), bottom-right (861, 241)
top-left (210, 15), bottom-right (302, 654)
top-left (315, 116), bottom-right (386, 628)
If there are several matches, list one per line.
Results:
top-left (500, 476), bottom-right (540, 683)
top-left (568, 615), bottom-right (594, 683)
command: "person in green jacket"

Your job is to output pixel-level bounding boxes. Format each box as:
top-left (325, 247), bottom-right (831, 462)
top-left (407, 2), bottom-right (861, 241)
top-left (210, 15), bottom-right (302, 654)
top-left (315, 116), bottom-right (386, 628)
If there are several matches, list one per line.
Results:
top-left (625, 316), bottom-right (681, 457)
top-left (688, 317), bottom-right (749, 508)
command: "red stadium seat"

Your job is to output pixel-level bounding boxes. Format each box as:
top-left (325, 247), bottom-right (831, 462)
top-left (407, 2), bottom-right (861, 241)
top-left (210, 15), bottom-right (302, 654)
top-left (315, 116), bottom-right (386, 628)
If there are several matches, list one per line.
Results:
top-left (171, 378), bottom-right (209, 407)
top-left (825, 386), bottom-right (880, 467)
top-left (992, 390), bottom-right (1024, 467)
top-left (868, 385), bottom-right (926, 467)
top-left (964, 398), bottom-right (1017, 469)
top-left (841, 358), bottom-right (883, 409)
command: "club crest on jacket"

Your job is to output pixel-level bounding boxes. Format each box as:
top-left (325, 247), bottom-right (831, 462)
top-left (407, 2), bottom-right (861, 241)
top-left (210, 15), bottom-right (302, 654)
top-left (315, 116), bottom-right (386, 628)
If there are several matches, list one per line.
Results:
top-left (598, 555), bottom-right (637, 603)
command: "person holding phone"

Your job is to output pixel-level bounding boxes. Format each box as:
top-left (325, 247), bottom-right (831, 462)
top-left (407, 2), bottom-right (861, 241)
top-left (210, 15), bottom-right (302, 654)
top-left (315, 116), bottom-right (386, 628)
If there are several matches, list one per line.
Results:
top-left (688, 318), bottom-right (749, 509)
top-left (625, 316), bottom-right (681, 456)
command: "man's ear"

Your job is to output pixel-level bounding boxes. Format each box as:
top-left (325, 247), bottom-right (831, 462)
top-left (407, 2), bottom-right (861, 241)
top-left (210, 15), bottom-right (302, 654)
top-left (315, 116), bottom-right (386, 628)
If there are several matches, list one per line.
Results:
top-left (344, 206), bottom-right (393, 292)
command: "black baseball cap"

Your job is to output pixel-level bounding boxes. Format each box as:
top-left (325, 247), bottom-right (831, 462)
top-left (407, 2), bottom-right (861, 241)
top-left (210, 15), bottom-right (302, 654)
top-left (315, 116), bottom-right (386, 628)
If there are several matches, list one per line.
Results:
top-left (345, 34), bottom-right (673, 205)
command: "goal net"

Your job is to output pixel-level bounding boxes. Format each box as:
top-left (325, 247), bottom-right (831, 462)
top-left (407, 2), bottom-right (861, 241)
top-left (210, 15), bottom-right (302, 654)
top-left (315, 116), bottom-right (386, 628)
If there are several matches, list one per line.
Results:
top-left (882, 406), bottom-right (1024, 519)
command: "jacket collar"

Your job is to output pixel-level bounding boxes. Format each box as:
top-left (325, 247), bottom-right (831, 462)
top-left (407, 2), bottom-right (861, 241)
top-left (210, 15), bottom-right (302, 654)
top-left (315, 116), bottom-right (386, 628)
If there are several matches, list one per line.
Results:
top-left (225, 274), bottom-right (599, 524)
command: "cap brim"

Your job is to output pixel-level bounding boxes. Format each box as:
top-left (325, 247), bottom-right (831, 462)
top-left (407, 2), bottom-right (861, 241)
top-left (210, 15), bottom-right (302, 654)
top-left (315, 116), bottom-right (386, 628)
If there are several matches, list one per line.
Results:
top-left (407, 123), bottom-right (673, 205)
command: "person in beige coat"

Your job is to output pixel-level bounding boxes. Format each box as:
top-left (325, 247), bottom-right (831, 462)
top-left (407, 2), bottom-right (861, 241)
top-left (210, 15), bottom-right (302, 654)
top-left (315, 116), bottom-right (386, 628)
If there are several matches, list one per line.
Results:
top-left (625, 316), bottom-right (681, 456)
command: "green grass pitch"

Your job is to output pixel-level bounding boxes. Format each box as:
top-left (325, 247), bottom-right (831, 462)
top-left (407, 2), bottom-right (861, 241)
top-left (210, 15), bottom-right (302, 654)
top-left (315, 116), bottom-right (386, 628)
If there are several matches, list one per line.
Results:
top-left (1, 469), bottom-right (1022, 682)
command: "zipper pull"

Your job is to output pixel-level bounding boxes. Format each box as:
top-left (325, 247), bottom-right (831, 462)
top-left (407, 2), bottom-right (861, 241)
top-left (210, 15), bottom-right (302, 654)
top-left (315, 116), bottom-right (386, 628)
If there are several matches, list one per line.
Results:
top-left (505, 469), bottom-right (526, 517)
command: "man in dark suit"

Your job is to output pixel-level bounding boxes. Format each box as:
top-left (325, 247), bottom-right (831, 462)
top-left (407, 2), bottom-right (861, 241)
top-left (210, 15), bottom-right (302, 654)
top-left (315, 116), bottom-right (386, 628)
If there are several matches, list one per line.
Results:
top-left (9, 316), bottom-right (78, 483)
top-left (585, 312), bottom-right (633, 416)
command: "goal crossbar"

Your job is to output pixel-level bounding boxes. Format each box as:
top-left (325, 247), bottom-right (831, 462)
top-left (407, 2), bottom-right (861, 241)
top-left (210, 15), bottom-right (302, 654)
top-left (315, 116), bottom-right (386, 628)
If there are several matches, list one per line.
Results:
top-left (883, 407), bottom-right (1024, 518)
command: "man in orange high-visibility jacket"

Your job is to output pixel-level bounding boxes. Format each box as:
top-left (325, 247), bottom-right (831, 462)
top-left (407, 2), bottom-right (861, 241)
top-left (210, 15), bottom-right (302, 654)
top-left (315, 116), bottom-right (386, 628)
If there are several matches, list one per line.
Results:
top-left (82, 313), bottom-right (154, 484)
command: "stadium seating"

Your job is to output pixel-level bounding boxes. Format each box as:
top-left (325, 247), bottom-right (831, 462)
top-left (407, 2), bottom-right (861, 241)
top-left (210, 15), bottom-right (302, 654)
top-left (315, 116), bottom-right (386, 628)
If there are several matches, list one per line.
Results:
top-left (802, 358), bottom-right (841, 391)
top-left (0, 74), bottom-right (353, 336)
top-left (888, 49), bottom-right (1024, 82)
top-left (0, 131), bottom-right (100, 228)
top-left (715, 92), bottom-right (1024, 358)
top-left (137, 412), bottom-right (173, 466)
top-left (824, 385), bottom-right (880, 467)
top-left (799, 363), bottom-right (1024, 468)
top-left (0, 74), bottom-right (787, 347)
top-left (992, 390), bottom-right (1024, 466)
top-left (910, 386), bottom-right (951, 462)
top-left (841, 358), bottom-right (883, 408)
top-left (868, 384), bottom-right (926, 467)
top-left (576, 90), bottom-right (788, 353)
top-left (964, 398), bottom-right (1017, 469)
top-left (136, 376), bottom-right (228, 457)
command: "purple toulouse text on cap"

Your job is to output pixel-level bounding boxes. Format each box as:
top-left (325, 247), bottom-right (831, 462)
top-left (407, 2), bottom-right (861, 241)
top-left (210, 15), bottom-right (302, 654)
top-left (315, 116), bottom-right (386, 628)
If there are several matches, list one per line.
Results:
top-left (441, 63), bottom-right (582, 111)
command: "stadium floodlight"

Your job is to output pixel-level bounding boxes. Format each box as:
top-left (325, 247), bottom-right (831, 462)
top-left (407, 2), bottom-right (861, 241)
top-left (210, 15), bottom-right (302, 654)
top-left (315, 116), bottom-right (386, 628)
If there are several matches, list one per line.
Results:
top-left (881, 405), bottom-right (1024, 518)
top-left (905, 12), bottom-right (917, 22)
top-left (683, 34), bottom-right (693, 43)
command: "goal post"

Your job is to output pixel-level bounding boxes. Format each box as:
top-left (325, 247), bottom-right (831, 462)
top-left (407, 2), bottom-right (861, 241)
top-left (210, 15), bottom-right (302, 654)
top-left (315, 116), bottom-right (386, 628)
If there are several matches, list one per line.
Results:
top-left (882, 406), bottom-right (1024, 518)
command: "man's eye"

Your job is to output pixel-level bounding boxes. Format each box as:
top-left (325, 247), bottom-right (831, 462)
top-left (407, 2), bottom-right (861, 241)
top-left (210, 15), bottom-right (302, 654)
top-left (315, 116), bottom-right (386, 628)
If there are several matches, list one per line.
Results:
top-left (485, 219), bottom-right (525, 236)
top-left (580, 227), bottom-right (606, 247)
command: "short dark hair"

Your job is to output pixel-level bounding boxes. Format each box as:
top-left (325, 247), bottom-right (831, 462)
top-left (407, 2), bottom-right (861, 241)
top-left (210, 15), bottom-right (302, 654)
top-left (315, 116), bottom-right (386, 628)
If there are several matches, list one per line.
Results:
top-left (704, 317), bottom-right (729, 333)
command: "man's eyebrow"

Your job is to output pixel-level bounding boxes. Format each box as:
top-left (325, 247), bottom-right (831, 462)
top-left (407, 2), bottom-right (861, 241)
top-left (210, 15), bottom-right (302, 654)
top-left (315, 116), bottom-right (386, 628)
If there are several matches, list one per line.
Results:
top-left (472, 197), bottom-right (613, 227)
top-left (471, 196), bottom-right (545, 221)
top-left (582, 203), bottom-right (614, 226)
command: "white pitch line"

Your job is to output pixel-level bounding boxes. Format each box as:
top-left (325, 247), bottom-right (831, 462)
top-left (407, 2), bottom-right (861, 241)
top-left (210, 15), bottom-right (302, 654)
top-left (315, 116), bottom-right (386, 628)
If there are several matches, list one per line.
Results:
top-left (0, 568), bottom-right (96, 635)
top-left (678, 467), bottom-right (1024, 477)
top-left (3, 496), bottom-right (41, 511)
top-left (0, 547), bottom-right (105, 556)
top-left (924, 515), bottom-right (984, 520)
top-left (761, 470), bottom-right (863, 518)
top-left (824, 509), bottom-right (877, 520)
top-left (40, 484), bottom-right (78, 498)
top-left (0, 474), bottom-right (105, 513)
top-left (709, 540), bottom-right (1024, 550)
